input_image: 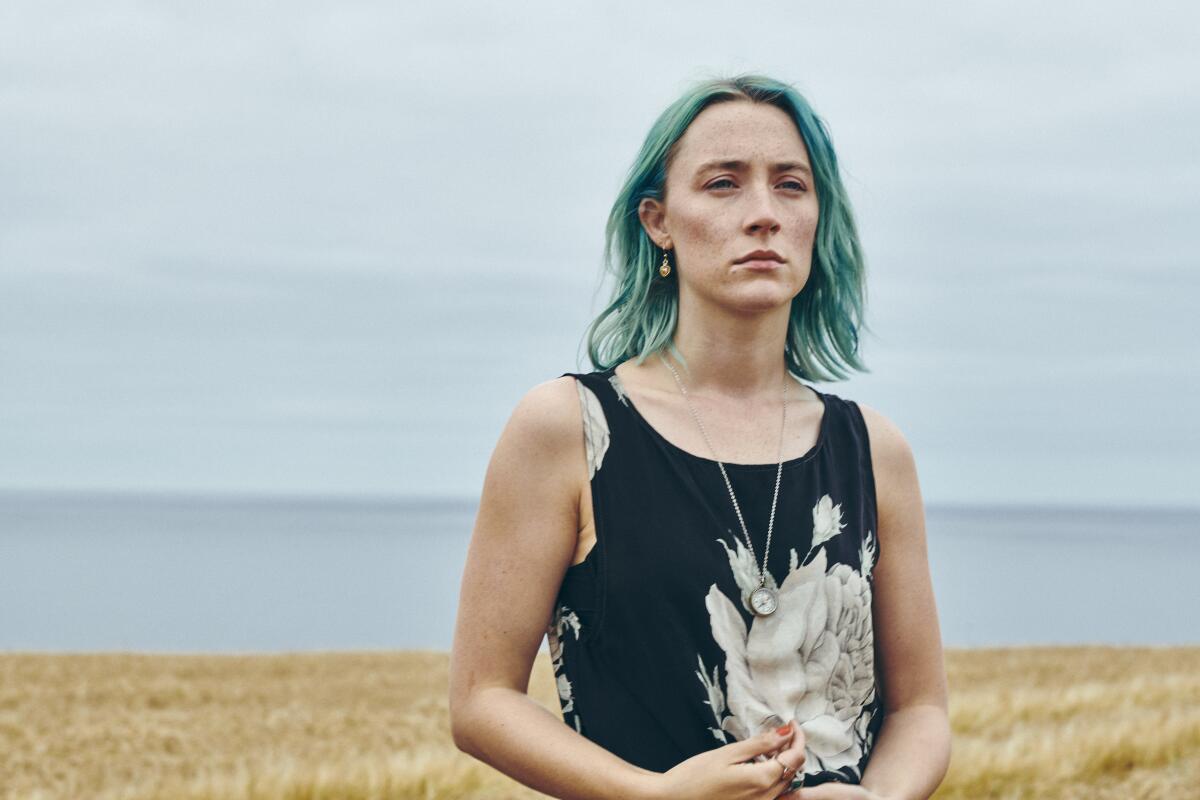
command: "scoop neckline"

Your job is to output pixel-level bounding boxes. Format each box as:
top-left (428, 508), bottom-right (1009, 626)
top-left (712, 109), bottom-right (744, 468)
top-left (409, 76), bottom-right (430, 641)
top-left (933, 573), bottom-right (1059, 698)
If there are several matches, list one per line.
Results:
top-left (604, 365), bottom-right (829, 471)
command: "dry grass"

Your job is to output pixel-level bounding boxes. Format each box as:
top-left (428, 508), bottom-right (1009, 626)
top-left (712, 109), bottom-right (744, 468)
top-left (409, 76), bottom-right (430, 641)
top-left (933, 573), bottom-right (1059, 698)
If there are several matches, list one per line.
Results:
top-left (1, 647), bottom-right (1197, 799)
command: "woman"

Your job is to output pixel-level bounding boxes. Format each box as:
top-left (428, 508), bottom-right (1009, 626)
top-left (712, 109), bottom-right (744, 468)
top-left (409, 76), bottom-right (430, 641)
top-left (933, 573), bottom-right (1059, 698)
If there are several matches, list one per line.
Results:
top-left (449, 74), bottom-right (951, 800)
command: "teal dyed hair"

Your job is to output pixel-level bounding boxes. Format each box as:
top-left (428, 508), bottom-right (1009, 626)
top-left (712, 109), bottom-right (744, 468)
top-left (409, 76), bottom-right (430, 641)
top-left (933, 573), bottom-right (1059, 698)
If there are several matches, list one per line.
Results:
top-left (582, 73), bottom-right (871, 382)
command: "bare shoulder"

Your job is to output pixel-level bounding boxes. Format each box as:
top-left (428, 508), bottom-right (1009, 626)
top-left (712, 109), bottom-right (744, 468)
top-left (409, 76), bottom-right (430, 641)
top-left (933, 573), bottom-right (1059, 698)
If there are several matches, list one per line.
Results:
top-left (503, 375), bottom-right (583, 454)
top-left (852, 401), bottom-right (923, 520)
top-left (484, 374), bottom-right (588, 516)
top-left (853, 402), bottom-right (916, 469)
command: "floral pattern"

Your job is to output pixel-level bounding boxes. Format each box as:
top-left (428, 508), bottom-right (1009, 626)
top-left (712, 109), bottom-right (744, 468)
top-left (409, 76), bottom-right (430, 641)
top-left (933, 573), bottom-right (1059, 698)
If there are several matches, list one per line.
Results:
top-left (547, 603), bottom-right (584, 733)
top-left (550, 374), bottom-right (881, 785)
top-left (577, 380), bottom-right (610, 479)
top-left (608, 371), bottom-right (630, 406)
top-left (698, 494), bottom-right (880, 787)
top-left (546, 377), bottom-right (612, 734)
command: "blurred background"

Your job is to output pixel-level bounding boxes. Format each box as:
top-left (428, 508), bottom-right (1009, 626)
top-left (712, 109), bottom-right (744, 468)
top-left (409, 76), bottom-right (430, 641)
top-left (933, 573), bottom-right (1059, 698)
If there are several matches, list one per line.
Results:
top-left (2, 1), bottom-right (1197, 653)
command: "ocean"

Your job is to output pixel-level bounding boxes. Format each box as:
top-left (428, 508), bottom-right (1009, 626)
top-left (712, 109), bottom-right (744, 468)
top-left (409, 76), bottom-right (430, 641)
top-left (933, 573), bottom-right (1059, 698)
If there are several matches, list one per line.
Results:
top-left (1, 490), bottom-right (1197, 652)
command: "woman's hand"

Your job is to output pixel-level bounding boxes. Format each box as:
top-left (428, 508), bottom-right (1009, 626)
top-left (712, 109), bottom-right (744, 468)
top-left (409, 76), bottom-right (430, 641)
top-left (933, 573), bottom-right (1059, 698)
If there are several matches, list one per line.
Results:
top-left (779, 783), bottom-right (887, 799)
top-left (650, 722), bottom-right (807, 800)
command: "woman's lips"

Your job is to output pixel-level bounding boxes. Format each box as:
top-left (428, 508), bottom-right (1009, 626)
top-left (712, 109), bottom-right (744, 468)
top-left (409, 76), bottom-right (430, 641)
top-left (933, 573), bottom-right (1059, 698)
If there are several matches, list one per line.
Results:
top-left (736, 258), bottom-right (784, 270)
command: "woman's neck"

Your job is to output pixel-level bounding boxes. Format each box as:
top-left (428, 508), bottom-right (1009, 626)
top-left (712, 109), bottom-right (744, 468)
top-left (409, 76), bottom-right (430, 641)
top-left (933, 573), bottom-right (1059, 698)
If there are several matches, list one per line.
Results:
top-left (663, 297), bottom-right (793, 399)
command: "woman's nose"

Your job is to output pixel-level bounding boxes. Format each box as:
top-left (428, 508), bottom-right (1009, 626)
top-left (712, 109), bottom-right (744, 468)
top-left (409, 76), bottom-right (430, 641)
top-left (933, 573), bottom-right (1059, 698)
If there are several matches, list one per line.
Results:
top-left (743, 185), bottom-right (782, 234)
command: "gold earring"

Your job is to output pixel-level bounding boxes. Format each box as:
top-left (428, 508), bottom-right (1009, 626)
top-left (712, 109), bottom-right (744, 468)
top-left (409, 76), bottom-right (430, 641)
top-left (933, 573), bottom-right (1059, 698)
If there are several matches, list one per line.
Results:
top-left (659, 249), bottom-right (672, 278)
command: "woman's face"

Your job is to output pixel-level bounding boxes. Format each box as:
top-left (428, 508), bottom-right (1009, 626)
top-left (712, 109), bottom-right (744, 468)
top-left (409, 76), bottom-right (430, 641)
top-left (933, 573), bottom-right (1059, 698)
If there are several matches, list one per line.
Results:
top-left (640, 100), bottom-right (819, 315)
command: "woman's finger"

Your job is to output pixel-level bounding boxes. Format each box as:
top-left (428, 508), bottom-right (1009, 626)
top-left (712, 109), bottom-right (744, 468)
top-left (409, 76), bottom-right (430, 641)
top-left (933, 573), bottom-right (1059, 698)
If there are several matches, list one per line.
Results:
top-left (760, 750), bottom-right (803, 790)
top-left (772, 725), bottom-right (807, 769)
top-left (726, 726), bottom-right (795, 764)
top-left (746, 754), bottom-right (792, 793)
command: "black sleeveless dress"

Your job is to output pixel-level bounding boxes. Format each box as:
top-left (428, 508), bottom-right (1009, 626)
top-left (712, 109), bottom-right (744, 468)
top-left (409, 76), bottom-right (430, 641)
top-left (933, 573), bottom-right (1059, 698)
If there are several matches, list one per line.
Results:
top-left (545, 366), bottom-right (886, 790)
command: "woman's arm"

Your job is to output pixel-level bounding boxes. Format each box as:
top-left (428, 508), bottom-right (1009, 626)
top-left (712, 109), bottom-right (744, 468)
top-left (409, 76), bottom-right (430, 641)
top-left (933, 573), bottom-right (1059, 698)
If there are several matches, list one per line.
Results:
top-left (448, 377), bottom-right (661, 800)
top-left (853, 405), bottom-right (953, 800)
top-left (452, 685), bottom-right (660, 800)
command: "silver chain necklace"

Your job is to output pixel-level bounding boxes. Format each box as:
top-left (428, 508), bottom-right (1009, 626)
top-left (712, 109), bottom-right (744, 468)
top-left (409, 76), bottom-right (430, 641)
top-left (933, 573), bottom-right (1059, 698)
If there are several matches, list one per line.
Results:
top-left (658, 352), bottom-right (788, 617)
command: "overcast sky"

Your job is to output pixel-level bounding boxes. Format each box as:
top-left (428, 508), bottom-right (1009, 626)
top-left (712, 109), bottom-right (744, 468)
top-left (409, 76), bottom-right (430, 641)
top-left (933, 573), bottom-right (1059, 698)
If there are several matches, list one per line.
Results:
top-left (1, 1), bottom-right (1197, 508)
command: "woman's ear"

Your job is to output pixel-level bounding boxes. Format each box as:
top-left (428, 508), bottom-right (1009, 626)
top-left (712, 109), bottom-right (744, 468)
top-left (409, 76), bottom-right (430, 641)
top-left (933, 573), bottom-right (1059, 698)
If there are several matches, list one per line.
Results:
top-left (637, 197), bottom-right (670, 250)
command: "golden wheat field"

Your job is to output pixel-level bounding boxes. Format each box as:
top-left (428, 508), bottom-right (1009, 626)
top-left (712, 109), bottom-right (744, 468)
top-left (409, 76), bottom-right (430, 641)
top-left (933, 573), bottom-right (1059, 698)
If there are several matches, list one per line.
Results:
top-left (1, 646), bottom-right (1197, 800)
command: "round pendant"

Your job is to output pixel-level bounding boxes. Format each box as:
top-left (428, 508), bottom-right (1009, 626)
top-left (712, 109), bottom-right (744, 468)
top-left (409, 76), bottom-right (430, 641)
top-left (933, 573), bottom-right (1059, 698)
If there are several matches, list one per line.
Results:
top-left (749, 586), bottom-right (778, 616)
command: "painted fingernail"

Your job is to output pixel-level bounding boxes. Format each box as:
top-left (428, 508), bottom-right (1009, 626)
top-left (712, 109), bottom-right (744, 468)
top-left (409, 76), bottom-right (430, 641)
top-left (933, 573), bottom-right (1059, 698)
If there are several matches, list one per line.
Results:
top-left (775, 721), bottom-right (793, 735)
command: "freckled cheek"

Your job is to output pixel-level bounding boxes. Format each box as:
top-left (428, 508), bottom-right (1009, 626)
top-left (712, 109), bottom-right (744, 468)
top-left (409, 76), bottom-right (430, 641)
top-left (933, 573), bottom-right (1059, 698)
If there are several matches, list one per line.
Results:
top-left (792, 210), bottom-right (819, 244)
top-left (673, 208), bottom-right (726, 250)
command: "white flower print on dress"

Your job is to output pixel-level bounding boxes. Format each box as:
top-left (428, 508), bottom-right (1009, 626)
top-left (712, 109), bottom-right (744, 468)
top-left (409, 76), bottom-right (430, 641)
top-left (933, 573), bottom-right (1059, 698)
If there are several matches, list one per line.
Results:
top-left (859, 528), bottom-right (878, 580)
top-left (608, 372), bottom-right (630, 406)
top-left (547, 604), bottom-right (584, 733)
top-left (812, 493), bottom-right (847, 548)
top-left (694, 653), bottom-right (729, 744)
top-left (576, 381), bottom-right (610, 479)
top-left (697, 493), bottom-right (878, 785)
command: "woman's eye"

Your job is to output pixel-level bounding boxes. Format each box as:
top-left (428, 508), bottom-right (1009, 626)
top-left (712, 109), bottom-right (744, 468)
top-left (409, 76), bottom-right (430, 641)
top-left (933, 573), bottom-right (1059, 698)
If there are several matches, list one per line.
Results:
top-left (700, 176), bottom-right (806, 190)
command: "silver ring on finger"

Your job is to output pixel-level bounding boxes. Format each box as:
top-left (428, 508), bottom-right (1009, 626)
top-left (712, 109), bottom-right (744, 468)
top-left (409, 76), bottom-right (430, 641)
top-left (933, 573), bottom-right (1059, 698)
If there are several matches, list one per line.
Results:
top-left (775, 755), bottom-right (795, 781)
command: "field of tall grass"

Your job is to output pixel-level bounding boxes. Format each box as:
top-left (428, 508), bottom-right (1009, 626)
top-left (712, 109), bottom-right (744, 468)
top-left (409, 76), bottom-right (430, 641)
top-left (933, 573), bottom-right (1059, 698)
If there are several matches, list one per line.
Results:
top-left (1, 646), bottom-right (1197, 799)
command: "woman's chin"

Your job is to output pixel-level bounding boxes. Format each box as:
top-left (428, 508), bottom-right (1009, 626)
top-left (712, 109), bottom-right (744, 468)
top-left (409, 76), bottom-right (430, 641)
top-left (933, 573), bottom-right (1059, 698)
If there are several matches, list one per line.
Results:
top-left (722, 288), bottom-right (798, 316)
